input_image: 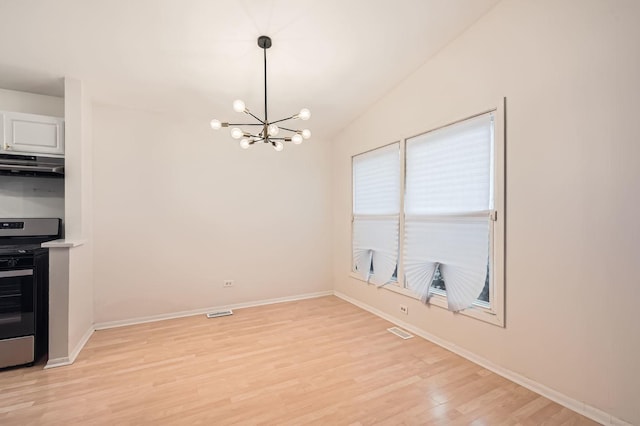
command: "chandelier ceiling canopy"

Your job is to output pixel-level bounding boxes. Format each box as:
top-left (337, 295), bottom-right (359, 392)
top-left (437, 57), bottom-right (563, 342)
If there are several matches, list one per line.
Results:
top-left (210, 36), bottom-right (311, 152)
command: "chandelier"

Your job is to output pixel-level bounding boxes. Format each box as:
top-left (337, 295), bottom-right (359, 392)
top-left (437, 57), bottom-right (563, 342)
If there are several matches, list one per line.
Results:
top-left (210, 36), bottom-right (311, 151)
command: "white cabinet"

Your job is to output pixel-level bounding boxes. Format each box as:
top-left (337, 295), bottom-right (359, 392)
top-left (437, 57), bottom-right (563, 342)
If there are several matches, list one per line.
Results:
top-left (1, 111), bottom-right (64, 156)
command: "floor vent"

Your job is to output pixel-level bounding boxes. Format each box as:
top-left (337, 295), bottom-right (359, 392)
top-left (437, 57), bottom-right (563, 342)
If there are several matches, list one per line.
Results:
top-left (206, 310), bottom-right (233, 319)
top-left (387, 327), bottom-right (414, 339)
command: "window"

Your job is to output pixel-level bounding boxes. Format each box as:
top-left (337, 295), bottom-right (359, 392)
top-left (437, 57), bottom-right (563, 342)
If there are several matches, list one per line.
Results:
top-left (351, 143), bottom-right (400, 286)
top-left (351, 101), bottom-right (505, 326)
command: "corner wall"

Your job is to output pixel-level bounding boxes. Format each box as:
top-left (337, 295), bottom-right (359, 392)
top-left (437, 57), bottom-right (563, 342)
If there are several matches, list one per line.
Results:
top-left (64, 77), bottom-right (94, 357)
top-left (46, 77), bottom-right (94, 366)
top-left (330, 0), bottom-right (640, 424)
top-left (47, 77), bottom-right (95, 368)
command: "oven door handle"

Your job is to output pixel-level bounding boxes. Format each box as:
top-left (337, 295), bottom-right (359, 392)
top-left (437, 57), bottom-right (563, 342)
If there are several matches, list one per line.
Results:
top-left (0, 270), bottom-right (33, 278)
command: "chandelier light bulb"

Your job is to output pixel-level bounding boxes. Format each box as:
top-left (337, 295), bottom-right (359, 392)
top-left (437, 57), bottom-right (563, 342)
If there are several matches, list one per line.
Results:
top-left (268, 124), bottom-right (279, 136)
top-left (230, 127), bottom-right (244, 139)
top-left (298, 108), bottom-right (311, 121)
top-left (274, 141), bottom-right (284, 151)
top-left (233, 99), bottom-right (246, 113)
top-left (240, 139), bottom-right (250, 149)
top-left (292, 134), bottom-right (303, 144)
top-left (301, 129), bottom-right (311, 139)
top-left (210, 119), bottom-right (222, 130)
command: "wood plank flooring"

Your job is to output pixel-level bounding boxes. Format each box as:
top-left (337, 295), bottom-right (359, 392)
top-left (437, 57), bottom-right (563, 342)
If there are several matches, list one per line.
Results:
top-left (0, 296), bottom-right (598, 425)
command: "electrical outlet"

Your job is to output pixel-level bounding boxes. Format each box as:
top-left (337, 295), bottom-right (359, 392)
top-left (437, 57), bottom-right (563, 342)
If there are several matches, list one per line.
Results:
top-left (400, 305), bottom-right (408, 315)
top-left (223, 280), bottom-right (234, 288)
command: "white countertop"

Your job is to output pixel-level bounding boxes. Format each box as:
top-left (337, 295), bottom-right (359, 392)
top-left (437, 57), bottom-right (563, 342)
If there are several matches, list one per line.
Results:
top-left (42, 239), bottom-right (85, 248)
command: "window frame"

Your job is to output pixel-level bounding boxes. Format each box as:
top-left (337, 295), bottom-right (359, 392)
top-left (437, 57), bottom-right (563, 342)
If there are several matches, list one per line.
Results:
top-left (350, 99), bottom-right (505, 327)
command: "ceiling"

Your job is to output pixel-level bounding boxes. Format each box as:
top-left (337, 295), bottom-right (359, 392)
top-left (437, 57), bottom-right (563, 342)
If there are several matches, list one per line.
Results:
top-left (0, 0), bottom-right (500, 139)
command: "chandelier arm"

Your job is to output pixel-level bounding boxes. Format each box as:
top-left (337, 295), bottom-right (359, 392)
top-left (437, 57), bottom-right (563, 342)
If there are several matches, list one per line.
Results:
top-left (227, 123), bottom-right (265, 126)
top-left (278, 127), bottom-right (299, 133)
top-left (246, 111), bottom-right (266, 124)
top-left (269, 115), bottom-right (297, 125)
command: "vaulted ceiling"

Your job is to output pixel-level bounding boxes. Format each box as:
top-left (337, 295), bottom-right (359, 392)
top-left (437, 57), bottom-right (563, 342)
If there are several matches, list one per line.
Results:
top-left (0, 0), bottom-right (500, 139)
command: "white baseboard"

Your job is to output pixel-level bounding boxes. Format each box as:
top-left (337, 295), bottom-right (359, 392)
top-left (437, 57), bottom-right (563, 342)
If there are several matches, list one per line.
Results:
top-left (334, 291), bottom-right (631, 426)
top-left (94, 290), bottom-right (334, 330)
top-left (44, 325), bottom-right (95, 369)
top-left (44, 356), bottom-right (72, 369)
top-left (68, 326), bottom-right (95, 364)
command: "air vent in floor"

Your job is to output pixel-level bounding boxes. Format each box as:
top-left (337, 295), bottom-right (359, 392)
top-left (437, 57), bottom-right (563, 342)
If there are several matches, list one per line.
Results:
top-left (387, 326), bottom-right (414, 339)
top-left (206, 310), bottom-right (233, 318)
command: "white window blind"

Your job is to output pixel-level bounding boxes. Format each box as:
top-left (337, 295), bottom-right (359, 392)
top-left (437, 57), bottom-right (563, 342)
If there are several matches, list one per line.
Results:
top-left (404, 113), bottom-right (494, 311)
top-left (352, 143), bottom-right (400, 285)
top-left (405, 114), bottom-right (493, 215)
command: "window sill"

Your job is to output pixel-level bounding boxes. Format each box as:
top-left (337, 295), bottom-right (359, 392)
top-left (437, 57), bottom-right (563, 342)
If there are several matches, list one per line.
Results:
top-left (348, 272), bottom-right (504, 327)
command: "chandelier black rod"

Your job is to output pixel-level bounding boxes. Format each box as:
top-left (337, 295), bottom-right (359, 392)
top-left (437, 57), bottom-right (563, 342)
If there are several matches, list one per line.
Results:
top-left (263, 41), bottom-right (268, 125)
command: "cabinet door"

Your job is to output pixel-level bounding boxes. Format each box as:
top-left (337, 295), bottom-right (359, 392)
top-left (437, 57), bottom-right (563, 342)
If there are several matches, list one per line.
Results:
top-left (3, 112), bottom-right (64, 156)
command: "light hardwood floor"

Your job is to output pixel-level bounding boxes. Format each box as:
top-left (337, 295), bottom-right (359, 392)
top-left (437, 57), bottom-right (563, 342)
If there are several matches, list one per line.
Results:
top-left (0, 296), bottom-right (597, 425)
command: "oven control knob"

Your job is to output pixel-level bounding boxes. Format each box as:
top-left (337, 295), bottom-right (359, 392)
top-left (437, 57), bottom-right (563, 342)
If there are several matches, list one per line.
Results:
top-left (8, 258), bottom-right (18, 267)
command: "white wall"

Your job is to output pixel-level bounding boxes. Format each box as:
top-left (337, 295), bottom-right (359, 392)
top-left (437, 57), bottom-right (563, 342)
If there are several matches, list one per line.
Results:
top-left (47, 248), bottom-right (69, 362)
top-left (331, 0), bottom-right (640, 424)
top-left (91, 104), bottom-right (332, 324)
top-left (0, 87), bottom-right (64, 116)
top-left (46, 78), bottom-right (95, 365)
top-left (64, 77), bottom-right (94, 356)
top-left (0, 88), bottom-right (65, 219)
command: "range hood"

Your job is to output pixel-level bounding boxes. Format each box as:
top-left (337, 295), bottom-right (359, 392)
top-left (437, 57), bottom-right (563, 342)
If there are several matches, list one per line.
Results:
top-left (0, 154), bottom-right (64, 178)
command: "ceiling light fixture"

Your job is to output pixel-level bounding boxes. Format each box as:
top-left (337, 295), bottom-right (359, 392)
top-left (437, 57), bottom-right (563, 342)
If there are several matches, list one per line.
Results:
top-left (210, 35), bottom-right (311, 151)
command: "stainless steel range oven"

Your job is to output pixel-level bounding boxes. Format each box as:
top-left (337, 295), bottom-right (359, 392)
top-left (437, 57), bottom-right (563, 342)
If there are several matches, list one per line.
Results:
top-left (0, 218), bottom-right (60, 369)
